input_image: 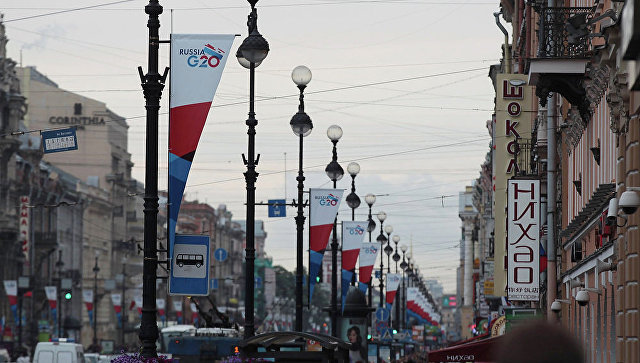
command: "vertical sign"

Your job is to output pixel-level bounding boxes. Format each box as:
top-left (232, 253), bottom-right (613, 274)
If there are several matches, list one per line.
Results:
top-left (268, 199), bottom-right (286, 217)
top-left (19, 196), bottom-right (29, 263)
top-left (507, 179), bottom-right (540, 300)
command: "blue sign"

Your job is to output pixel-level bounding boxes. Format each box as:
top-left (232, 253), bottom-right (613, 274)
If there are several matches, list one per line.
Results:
top-left (254, 277), bottom-right (262, 289)
top-left (214, 248), bottom-right (227, 262)
top-left (169, 235), bottom-right (210, 296)
top-left (268, 199), bottom-right (286, 217)
top-left (375, 307), bottom-right (390, 322)
top-left (210, 278), bottom-right (218, 290)
top-left (41, 127), bottom-right (78, 154)
top-left (375, 270), bottom-right (382, 279)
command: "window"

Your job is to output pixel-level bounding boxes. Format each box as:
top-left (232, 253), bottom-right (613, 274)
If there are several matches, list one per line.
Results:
top-left (36, 351), bottom-right (54, 362)
top-left (58, 351), bottom-right (72, 362)
top-left (74, 103), bottom-right (82, 115)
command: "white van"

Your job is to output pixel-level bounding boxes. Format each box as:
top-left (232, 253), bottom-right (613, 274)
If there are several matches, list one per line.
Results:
top-left (33, 340), bottom-right (85, 363)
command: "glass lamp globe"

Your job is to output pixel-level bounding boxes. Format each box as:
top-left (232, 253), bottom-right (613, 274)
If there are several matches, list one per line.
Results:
top-left (377, 211), bottom-right (387, 222)
top-left (347, 162), bottom-right (360, 177)
top-left (236, 46), bottom-right (262, 68)
top-left (392, 235), bottom-right (400, 244)
top-left (384, 224), bottom-right (393, 235)
top-left (365, 193), bottom-right (376, 207)
top-left (327, 125), bottom-right (343, 141)
top-left (401, 244), bottom-right (408, 253)
top-left (292, 65), bottom-right (312, 86)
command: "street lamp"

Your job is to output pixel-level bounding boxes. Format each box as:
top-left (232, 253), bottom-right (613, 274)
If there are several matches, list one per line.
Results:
top-left (291, 65), bottom-right (313, 332)
top-left (121, 256), bottom-right (127, 348)
top-left (376, 212), bottom-right (387, 307)
top-left (384, 225), bottom-right (394, 274)
top-left (346, 162), bottom-right (361, 221)
top-left (325, 124), bottom-right (343, 337)
top-left (92, 253), bottom-right (101, 352)
top-left (365, 194), bottom-right (376, 242)
top-left (237, 0), bottom-right (270, 339)
top-left (400, 244), bottom-right (408, 330)
top-left (392, 236), bottom-right (401, 331)
top-left (55, 250), bottom-right (64, 338)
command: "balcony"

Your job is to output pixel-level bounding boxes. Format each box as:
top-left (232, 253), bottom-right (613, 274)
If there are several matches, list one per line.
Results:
top-left (538, 7), bottom-right (594, 59)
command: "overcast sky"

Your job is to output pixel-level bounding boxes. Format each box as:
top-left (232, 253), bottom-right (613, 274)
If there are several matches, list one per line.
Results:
top-left (3, 0), bottom-right (502, 293)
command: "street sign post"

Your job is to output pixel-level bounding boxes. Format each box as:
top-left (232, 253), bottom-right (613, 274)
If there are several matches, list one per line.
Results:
top-left (214, 248), bottom-right (228, 262)
top-left (41, 127), bottom-right (78, 154)
top-left (375, 307), bottom-right (390, 322)
top-left (268, 199), bottom-right (286, 217)
top-left (169, 235), bottom-right (210, 296)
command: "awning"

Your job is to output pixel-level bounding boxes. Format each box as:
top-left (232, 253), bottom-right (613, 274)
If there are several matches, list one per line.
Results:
top-left (427, 336), bottom-right (502, 362)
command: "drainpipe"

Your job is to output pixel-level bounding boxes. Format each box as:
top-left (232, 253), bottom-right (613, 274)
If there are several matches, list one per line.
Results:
top-left (494, 11), bottom-right (511, 74)
top-left (547, 94), bottom-right (557, 320)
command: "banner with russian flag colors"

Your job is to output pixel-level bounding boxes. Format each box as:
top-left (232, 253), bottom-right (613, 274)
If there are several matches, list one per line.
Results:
top-left (358, 242), bottom-right (380, 294)
top-left (82, 289), bottom-right (94, 326)
top-left (157, 298), bottom-right (166, 323)
top-left (173, 300), bottom-right (183, 324)
top-left (190, 302), bottom-right (199, 326)
top-left (168, 34), bottom-right (235, 259)
top-left (308, 188), bottom-right (344, 302)
top-left (3, 281), bottom-right (17, 325)
top-left (111, 294), bottom-right (122, 328)
top-left (385, 273), bottom-right (401, 311)
top-left (341, 221), bottom-right (367, 312)
top-left (44, 286), bottom-right (57, 329)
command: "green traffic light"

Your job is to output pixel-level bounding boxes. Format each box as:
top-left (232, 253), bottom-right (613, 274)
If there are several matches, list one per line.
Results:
top-left (367, 334), bottom-right (372, 339)
top-left (64, 292), bottom-right (72, 300)
top-left (393, 329), bottom-right (398, 334)
top-left (316, 276), bottom-right (320, 283)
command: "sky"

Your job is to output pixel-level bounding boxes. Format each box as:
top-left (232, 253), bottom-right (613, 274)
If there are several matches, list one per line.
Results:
top-left (2, 0), bottom-right (503, 293)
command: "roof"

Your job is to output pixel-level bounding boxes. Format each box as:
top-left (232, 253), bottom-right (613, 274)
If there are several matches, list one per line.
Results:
top-left (560, 183), bottom-right (615, 239)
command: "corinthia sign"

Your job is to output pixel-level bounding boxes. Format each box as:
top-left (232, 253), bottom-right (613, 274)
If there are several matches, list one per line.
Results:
top-left (507, 179), bottom-right (540, 300)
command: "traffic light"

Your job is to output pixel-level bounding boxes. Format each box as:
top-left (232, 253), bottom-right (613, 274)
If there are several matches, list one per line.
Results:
top-left (64, 291), bottom-right (72, 300)
top-left (317, 266), bottom-right (323, 283)
top-left (393, 329), bottom-right (398, 334)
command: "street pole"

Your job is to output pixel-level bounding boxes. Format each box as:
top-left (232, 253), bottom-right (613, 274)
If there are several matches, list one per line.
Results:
top-left (376, 216), bottom-right (386, 308)
top-left (121, 260), bottom-right (127, 349)
top-left (56, 250), bottom-right (63, 338)
top-left (93, 256), bottom-right (100, 351)
top-left (290, 65), bottom-right (312, 333)
top-left (325, 125), bottom-right (343, 337)
top-left (139, 0), bottom-right (166, 357)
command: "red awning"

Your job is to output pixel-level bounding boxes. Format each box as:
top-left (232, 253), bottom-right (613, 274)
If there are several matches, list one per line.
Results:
top-left (427, 336), bottom-right (502, 362)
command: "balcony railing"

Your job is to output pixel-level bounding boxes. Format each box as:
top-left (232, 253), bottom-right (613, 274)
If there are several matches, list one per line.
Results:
top-left (538, 7), bottom-right (594, 59)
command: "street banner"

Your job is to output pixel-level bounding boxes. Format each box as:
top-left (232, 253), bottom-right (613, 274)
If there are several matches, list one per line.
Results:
top-left (82, 289), bottom-right (94, 326)
top-left (385, 273), bottom-right (401, 311)
top-left (358, 242), bottom-right (380, 294)
top-left (308, 188), bottom-right (344, 302)
top-left (3, 281), bottom-right (17, 325)
top-left (19, 196), bottom-right (29, 264)
top-left (111, 294), bottom-right (122, 328)
top-left (157, 298), bottom-right (166, 323)
top-left (173, 300), bottom-right (183, 324)
top-left (190, 302), bottom-right (199, 326)
top-left (134, 295), bottom-right (143, 317)
top-left (44, 286), bottom-right (57, 329)
top-left (264, 267), bottom-right (276, 308)
top-left (507, 180), bottom-right (540, 301)
top-left (168, 34), bottom-right (235, 261)
top-left (341, 221), bottom-right (367, 312)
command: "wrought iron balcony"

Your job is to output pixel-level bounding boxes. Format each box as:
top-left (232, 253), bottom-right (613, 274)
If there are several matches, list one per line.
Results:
top-left (538, 7), bottom-right (595, 59)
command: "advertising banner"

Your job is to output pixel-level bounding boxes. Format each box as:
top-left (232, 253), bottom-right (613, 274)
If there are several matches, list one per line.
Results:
top-left (111, 293), bottom-right (122, 328)
top-left (168, 34), bottom-right (235, 259)
top-left (358, 243), bottom-right (380, 294)
top-left (19, 196), bottom-right (29, 263)
top-left (507, 179), bottom-right (540, 300)
top-left (82, 289), bottom-right (94, 325)
top-left (341, 221), bottom-right (367, 312)
top-left (385, 273), bottom-right (401, 311)
top-left (173, 300), bottom-right (183, 324)
top-left (157, 298), bottom-right (166, 323)
top-left (190, 302), bottom-right (199, 326)
top-left (4, 280), bottom-right (18, 325)
top-left (308, 188), bottom-right (344, 301)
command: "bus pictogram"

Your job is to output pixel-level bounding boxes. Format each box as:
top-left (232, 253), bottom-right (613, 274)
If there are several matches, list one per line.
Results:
top-left (176, 253), bottom-right (204, 268)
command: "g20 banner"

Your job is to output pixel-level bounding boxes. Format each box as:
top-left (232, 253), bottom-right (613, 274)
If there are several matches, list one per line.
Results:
top-left (358, 242), bottom-right (380, 294)
top-left (308, 188), bottom-right (344, 302)
top-left (168, 34), bottom-right (235, 261)
top-left (341, 221), bottom-right (367, 312)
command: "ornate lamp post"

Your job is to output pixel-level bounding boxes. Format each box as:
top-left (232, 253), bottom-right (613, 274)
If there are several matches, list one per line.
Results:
top-left (121, 257), bottom-right (127, 348)
top-left (325, 125), bottom-right (344, 337)
top-left (384, 225), bottom-right (394, 274)
top-left (400, 244), bottom-right (408, 330)
top-left (392, 236), bottom-right (401, 331)
top-left (346, 163), bottom-right (361, 221)
top-left (237, 0), bottom-right (270, 339)
top-left (364, 194), bottom-right (376, 305)
top-left (55, 251), bottom-right (64, 338)
top-left (376, 212), bottom-right (387, 307)
top-left (290, 65), bottom-right (313, 332)
top-left (92, 255), bottom-right (101, 352)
